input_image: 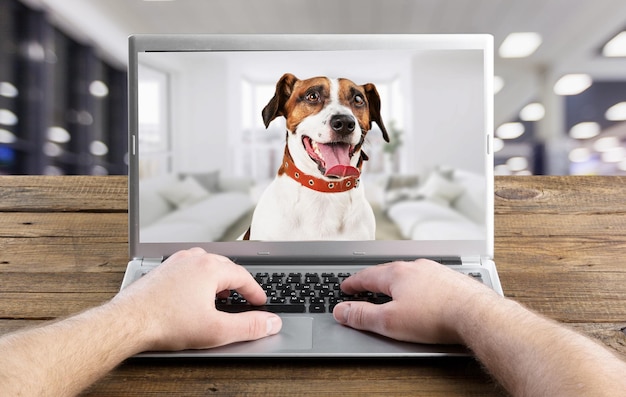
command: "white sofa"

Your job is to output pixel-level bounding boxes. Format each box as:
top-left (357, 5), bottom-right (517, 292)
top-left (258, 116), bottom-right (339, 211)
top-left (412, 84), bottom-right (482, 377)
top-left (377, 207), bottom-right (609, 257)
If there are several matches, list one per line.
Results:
top-left (139, 171), bottom-right (254, 242)
top-left (384, 168), bottom-right (486, 240)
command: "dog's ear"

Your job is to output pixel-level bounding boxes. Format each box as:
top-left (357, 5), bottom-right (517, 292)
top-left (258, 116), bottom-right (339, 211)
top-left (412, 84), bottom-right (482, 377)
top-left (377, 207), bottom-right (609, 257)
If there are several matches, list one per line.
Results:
top-left (357, 150), bottom-right (369, 169)
top-left (363, 83), bottom-right (389, 142)
top-left (262, 73), bottom-right (299, 128)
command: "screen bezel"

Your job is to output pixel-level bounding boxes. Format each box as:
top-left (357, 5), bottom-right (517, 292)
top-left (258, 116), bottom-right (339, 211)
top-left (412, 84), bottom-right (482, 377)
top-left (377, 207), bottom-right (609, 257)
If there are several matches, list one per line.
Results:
top-left (128, 34), bottom-right (494, 261)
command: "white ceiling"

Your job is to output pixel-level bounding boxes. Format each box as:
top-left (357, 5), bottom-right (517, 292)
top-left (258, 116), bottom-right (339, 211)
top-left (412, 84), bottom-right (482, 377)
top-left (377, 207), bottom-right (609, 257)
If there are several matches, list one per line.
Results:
top-left (20, 0), bottom-right (626, 126)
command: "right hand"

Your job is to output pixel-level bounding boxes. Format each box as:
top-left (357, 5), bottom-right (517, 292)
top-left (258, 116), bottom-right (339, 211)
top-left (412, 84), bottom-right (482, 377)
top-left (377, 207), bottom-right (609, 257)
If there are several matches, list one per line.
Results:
top-left (332, 259), bottom-right (498, 344)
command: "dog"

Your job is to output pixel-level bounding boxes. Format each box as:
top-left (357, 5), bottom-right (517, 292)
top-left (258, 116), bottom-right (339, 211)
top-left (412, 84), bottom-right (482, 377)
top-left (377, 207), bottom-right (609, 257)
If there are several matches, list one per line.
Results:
top-left (244, 73), bottom-right (389, 241)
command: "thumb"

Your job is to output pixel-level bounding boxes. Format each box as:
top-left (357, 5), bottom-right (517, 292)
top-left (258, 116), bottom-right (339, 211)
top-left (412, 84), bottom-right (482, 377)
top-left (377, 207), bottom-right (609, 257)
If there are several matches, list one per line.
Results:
top-left (333, 302), bottom-right (387, 335)
top-left (217, 312), bottom-right (282, 346)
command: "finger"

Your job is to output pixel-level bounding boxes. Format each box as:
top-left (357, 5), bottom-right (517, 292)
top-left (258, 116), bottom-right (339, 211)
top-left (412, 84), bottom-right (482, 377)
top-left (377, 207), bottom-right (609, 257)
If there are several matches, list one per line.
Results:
top-left (333, 301), bottom-right (394, 338)
top-left (213, 261), bottom-right (267, 306)
top-left (213, 312), bottom-right (282, 346)
top-left (163, 247), bottom-right (207, 264)
top-left (340, 263), bottom-right (395, 296)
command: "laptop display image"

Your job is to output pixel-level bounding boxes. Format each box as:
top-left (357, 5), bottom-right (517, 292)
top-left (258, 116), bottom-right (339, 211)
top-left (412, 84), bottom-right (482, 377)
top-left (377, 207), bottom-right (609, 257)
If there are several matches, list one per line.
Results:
top-left (122, 34), bottom-right (502, 357)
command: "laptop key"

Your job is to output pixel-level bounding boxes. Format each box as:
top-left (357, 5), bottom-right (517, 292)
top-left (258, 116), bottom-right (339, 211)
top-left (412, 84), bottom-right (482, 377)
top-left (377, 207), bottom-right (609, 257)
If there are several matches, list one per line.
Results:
top-left (216, 303), bottom-right (306, 313)
top-left (371, 294), bottom-right (392, 304)
top-left (309, 303), bottom-right (326, 313)
top-left (217, 271), bottom-right (391, 315)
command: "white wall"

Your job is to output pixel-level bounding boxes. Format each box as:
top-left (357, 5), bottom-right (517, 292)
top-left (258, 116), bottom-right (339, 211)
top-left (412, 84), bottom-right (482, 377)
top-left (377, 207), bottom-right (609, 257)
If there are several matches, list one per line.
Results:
top-left (166, 54), bottom-right (230, 173)
top-left (407, 50), bottom-right (486, 175)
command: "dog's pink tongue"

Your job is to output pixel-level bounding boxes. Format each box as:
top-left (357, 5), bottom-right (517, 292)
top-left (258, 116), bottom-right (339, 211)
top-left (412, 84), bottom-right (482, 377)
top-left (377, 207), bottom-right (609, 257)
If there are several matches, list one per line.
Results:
top-left (326, 164), bottom-right (360, 178)
top-left (318, 143), bottom-right (360, 178)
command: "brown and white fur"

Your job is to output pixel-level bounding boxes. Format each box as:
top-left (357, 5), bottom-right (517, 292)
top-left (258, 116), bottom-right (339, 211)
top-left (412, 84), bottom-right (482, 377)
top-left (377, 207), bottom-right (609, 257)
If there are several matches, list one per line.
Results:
top-left (245, 73), bottom-right (388, 241)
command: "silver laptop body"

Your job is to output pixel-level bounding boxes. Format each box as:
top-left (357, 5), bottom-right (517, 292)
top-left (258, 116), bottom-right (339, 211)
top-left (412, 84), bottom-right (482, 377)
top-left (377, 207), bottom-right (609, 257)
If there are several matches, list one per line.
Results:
top-left (122, 34), bottom-right (502, 357)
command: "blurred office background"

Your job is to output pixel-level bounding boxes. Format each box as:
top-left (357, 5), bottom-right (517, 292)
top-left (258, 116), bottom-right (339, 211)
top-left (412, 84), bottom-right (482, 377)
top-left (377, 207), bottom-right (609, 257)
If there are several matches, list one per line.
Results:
top-left (1, 0), bottom-right (626, 176)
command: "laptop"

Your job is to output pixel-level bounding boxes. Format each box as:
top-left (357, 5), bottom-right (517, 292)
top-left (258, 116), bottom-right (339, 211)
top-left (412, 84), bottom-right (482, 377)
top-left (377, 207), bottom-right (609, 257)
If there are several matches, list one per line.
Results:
top-left (121, 34), bottom-right (503, 357)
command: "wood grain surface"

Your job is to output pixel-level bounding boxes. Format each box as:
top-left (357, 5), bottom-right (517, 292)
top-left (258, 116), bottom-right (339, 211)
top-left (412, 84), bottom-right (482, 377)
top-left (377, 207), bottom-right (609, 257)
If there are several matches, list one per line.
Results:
top-left (1, 175), bottom-right (625, 396)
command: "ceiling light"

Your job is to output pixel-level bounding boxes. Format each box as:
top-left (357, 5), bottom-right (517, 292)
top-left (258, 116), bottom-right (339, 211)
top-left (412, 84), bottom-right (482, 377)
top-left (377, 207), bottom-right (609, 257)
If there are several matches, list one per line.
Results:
top-left (47, 126), bottom-right (71, 143)
top-left (499, 32), bottom-right (542, 58)
top-left (515, 170), bottom-right (533, 176)
top-left (602, 147), bottom-right (626, 163)
top-left (554, 74), bottom-right (592, 95)
top-left (43, 142), bottom-right (63, 157)
top-left (90, 140), bottom-right (109, 156)
top-left (0, 82), bottom-right (18, 98)
top-left (494, 76), bottom-right (504, 94)
top-left (496, 122), bottom-right (525, 140)
top-left (605, 102), bottom-right (626, 121)
top-left (569, 147), bottom-right (592, 163)
top-left (43, 165), bottom-right (63, 176)
top-left (494, 164), bottom-right (512, 175)
top-left (506, 156), bottom-right (528, 172)
top-left (493, 137), bottom-right (504, 153)
top-left (0, 109), bottom-right (18, 126)
top-left (569, 122), bottom-right (600, 139)
top-left (519, 102), bottom-right (545, 121)
top-left (22, 41), bottom-right (45, 62)
top-left (594, 136), bottom-right (620, 152)
top-left (0, 128), bottom-right (16, 144)
top-left (89, 80), bottom-right (109, 98)
top-left (602, 31), bottom-right (626, 57)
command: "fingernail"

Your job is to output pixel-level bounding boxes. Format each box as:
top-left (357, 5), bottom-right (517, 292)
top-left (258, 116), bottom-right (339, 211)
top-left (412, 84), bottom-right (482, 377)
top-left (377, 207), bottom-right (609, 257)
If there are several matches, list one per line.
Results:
top-left (266, 316), bottom-right (282, 335)
top-left (337, 303), bottom-right (350, 324)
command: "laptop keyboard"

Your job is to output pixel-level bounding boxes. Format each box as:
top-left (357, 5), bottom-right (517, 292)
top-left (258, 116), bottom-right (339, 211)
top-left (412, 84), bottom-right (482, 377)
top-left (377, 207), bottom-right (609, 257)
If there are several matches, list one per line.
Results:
top-left (139, 266), bottom-right (486, 314)
top-left (216, 272), bottom-right (392, 314)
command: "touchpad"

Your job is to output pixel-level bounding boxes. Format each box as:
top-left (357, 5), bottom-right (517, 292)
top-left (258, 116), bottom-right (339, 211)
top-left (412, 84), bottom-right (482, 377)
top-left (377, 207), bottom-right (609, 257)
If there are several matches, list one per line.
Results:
top-left (268, 316), bottom-right (313, 350)
top-left (208, 316), bottom-right (314, 354)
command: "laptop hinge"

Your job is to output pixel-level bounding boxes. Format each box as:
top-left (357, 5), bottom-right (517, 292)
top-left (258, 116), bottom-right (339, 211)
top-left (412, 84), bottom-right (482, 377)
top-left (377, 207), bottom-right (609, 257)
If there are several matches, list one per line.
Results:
top-left (137, 257), bottom-right (163, 266)
top-left (460, 256), bottom-right (483, 266)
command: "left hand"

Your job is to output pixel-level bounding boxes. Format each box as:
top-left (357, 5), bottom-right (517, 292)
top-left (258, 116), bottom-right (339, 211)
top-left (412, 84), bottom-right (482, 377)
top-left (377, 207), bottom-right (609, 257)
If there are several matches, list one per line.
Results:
top-left (112, 248), bottom-right (282, 351)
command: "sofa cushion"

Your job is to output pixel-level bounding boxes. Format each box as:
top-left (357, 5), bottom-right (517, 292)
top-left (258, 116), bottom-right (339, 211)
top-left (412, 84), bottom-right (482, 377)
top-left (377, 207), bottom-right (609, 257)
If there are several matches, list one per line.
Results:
top-left (451, 169), bottom-right (486, 224)
top-left (139, 174), bottom-right (178, 227)
top-left (141, 192), bottom-right (253, 242)
top-left (180, 170), bottom-right (220, 192)
top-left (157, 176), bottom-right (210, 208)
top-left (387, 200), bottom-right (473, 239)
top-left (415, 170), bottom-right (465, 206)
top-left (410, 219), bottom-right (485, 240)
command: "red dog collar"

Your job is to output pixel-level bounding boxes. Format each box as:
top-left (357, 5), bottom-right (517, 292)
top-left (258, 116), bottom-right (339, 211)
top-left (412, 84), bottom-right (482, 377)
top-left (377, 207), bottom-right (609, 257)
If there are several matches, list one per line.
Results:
top-left (279, 148), bottom-right (361, 193)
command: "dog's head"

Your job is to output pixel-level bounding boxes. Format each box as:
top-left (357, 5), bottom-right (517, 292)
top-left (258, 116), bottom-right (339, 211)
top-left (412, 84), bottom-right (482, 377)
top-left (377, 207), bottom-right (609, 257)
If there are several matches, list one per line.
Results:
top-left (262, 73), bottom-right (389, 179)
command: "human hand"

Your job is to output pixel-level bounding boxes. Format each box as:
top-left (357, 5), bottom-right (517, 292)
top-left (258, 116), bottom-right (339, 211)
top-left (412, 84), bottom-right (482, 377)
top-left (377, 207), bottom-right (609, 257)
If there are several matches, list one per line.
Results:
top-left (332, 259), bottom-right (497, 344)
top-left (113, 248), bottom-right (282, 351)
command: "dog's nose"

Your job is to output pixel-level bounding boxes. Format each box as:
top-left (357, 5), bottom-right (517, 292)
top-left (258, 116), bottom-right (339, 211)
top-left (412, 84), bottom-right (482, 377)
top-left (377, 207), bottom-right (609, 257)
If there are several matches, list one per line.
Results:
top-left (330, 114), bottom-right (356, 135)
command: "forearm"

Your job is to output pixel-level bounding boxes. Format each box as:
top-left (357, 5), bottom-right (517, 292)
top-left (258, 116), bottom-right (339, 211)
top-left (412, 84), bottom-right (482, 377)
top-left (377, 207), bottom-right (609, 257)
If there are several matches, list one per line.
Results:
top-left (0, 300), bottom-right (149, 397)
top-left (459, 294), bottom-right (626, 396)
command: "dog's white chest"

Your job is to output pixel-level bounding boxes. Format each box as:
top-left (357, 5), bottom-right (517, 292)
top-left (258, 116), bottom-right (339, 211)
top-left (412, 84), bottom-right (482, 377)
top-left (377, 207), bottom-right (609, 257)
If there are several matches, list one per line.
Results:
top-left (249, 176), bottom-right (375, 241)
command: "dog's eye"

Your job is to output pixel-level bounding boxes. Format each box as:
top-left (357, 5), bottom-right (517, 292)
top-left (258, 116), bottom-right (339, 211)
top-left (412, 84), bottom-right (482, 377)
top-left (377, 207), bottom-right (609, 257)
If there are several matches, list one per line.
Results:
top-left (354, 94), bottom-right (365, 107)
top-left (305, 91), bottom-right (321, 103)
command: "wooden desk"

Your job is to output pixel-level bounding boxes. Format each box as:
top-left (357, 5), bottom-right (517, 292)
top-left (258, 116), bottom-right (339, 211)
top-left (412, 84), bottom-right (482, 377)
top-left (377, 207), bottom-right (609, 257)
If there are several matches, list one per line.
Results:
top-left (1, 176), bottom-right (625, 396)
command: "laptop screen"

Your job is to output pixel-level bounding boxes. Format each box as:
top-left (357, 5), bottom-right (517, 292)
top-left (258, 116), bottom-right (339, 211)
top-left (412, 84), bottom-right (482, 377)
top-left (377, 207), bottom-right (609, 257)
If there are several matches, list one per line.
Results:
top-left (129, 34), bottom-right (493, 260)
